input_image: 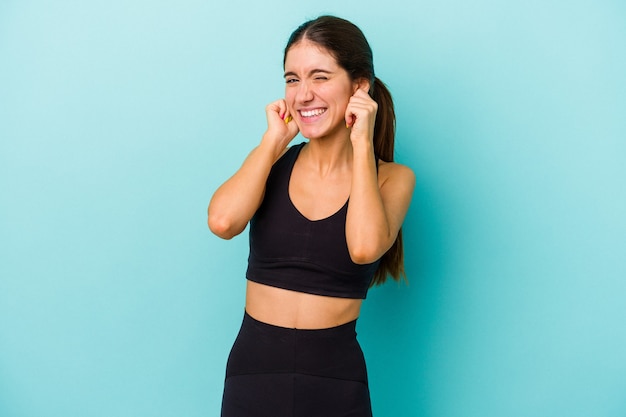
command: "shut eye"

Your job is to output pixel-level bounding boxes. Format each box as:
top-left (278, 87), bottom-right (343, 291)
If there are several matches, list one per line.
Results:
top-left (285, 76), bottom-right (329, 84)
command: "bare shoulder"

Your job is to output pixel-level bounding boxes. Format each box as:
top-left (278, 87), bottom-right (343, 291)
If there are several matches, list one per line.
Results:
top-left (378, 160), bottom-right (416, 191)
top-left (377, 161), bottom-right (415, 223)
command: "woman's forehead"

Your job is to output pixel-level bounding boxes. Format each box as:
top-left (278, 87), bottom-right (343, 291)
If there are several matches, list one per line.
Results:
top-left (284, 40), bottom-right (339, 71)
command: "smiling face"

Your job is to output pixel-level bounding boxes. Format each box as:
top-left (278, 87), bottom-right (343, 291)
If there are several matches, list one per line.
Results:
top-left (284, 40), bottom-right (357, 141)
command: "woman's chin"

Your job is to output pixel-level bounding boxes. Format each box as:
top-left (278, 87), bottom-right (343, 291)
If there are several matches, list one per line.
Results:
top-left (298, 129), bottom-right (322, 140)
top-left (298, 125), bottom-right (344, 141)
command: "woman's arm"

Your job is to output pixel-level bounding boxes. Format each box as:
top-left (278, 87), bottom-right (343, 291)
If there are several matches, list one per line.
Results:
top-left (207, 100), bottom-right (298, 239)
top-left (344, 89), bottom-right (415, 263)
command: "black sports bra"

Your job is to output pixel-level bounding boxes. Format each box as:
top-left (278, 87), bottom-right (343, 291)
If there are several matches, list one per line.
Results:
top-left (246, 142), bottom-right (381, 299)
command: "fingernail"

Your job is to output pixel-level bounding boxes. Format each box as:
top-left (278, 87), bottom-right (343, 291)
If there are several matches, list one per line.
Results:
top-left (285, 116), bottom-right (292, 124)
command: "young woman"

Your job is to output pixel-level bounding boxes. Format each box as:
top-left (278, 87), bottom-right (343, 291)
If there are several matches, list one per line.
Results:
top-left (208, 15), bottom-right (415, 417)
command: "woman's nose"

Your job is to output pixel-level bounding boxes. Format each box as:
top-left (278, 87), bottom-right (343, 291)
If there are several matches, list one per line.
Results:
top-left (295, 81), bottom-right (314, 102)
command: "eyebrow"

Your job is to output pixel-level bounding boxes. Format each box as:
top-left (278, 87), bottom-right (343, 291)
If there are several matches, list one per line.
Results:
top-left (284, 69), bottom-right (333, 78)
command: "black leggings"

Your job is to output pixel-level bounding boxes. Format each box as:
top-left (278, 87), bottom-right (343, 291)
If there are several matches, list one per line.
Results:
top-left (221, 311), bottom-right (373, 417)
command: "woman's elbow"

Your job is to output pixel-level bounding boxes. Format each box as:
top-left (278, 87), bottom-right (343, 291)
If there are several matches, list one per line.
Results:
top-left (348, 233), bottom-right (396, 264)
top-left (348, 245), bottom-right (385, 265)
top-left (207, 213), bottom-right (241, 240)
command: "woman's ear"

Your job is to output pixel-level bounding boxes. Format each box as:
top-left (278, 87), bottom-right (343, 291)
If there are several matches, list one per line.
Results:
top-left (353, 78), bottom-right (371, 95)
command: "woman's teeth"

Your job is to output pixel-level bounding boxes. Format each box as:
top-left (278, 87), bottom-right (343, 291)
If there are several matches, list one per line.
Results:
top-left (300, 108), bottom-right (326, 117)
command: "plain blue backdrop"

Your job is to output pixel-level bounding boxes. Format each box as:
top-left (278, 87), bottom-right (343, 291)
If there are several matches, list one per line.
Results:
top-left (1, 0), bottom-right (625, 416)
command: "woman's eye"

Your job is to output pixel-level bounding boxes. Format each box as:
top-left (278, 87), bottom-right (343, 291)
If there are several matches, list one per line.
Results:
top-left (286, 78), bottom-right (299, 84)
top-left (315, 77), bottom-right (328, 81)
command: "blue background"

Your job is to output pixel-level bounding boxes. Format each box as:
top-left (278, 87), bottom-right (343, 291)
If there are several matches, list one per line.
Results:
top-left (1, 1), bottom-right (625, 416)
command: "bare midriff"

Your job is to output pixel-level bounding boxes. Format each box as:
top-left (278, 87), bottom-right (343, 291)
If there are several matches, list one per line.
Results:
top-left (245, 280), bottom-right (363, 329)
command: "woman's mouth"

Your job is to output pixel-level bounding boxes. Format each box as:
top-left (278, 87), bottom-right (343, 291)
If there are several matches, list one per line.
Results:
top-left (299, 108), bottom-right (327, 119)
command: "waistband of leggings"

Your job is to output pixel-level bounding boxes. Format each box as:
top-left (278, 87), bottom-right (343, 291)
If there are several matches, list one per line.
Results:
top-left (243, 310), bottom-right (357, 337)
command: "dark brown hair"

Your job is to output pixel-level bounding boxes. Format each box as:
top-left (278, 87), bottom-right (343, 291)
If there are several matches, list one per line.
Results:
top-left (284, 15), bottom-right (406, 286)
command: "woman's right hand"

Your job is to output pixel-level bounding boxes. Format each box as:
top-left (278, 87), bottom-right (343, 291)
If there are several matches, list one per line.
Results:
top-left (208, 99), bottom-right (298, 239)
top-left (263, 99), bottom-right (299, 155)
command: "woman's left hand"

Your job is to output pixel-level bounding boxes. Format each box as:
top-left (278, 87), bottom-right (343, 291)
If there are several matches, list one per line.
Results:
top-left (345, 88), bottom-right (378, 146)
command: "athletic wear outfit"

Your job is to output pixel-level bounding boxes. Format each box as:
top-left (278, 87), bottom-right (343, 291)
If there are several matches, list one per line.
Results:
top-left (221, 143), bottom-right (381, 416)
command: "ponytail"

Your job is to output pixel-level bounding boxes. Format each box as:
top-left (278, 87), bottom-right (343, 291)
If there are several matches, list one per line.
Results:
top-left (370, 77), bottom-right (407, 286)
top-left (371, 77), bottom-right (395, 163)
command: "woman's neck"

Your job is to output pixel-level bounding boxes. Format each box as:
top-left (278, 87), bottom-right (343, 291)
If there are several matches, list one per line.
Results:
top-left (300, 137), bottom-right (353, 178)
